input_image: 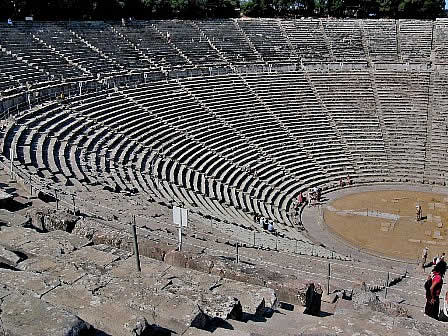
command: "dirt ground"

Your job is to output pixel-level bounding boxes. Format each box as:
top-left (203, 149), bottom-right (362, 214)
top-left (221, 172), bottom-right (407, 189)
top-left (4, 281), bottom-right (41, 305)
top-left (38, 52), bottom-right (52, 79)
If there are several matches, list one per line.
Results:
top-left (323, 190), bottom-right (448, 261)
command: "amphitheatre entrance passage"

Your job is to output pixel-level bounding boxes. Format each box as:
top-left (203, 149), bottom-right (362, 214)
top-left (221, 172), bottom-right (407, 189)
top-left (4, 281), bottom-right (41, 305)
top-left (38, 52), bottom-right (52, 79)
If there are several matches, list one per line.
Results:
top-left (323, 190), bottom-right (448, 260)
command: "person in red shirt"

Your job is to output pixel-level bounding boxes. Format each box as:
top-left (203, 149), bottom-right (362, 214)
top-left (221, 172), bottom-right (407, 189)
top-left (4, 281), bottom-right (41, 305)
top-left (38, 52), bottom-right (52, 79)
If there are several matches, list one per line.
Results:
top-left (425, 260), bottom-right (447, 319)
top-left (298, 192), bottom-right (303, 205)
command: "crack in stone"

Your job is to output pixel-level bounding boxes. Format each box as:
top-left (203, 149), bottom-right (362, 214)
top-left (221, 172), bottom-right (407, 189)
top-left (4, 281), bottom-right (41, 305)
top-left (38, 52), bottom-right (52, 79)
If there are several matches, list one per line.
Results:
top-left (39, 282), bottom-right (61, 299)
top-left (90, 279), bottom-right (111, 295)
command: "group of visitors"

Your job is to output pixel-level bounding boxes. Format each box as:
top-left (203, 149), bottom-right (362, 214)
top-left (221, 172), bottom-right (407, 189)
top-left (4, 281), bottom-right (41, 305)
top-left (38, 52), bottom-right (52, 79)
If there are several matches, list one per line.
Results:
top-left (424, 250), bottom-right (448, 321)
top-left (339, 175), bottom-right (351, 188)
top-left (308, 187), bottom-right (322, 206)
top-left (254, 215), bottom-right (275, 232)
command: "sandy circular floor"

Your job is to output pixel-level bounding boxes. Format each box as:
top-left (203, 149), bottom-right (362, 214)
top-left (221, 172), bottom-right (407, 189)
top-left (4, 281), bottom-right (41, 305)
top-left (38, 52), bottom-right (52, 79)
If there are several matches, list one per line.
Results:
top-left (323, 190), bottom-right (448, 260)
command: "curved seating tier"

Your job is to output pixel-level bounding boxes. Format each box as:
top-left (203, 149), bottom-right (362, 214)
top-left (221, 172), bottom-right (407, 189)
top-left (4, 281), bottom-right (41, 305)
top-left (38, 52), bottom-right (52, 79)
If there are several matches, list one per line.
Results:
top-left (2, 19), bottom-right (448, 95)
top-left (5, 68), bottom-right (448, 230)
top-left (4, 67), bottom-right (448, 264)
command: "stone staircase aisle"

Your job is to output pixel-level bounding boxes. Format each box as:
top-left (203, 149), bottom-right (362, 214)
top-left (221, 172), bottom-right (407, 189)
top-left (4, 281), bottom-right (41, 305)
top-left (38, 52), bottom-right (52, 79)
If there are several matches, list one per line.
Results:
top-left (369, 69), bottom-right (393, 180)
top-left (232, 19), bottom-right (265, 63)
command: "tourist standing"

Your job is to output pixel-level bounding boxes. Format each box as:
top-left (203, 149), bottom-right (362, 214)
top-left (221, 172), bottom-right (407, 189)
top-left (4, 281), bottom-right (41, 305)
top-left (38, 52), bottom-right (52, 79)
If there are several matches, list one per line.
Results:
top-left (425, 260), bottom-right (447, 319)
top-left (416, 204), bottom-right (422, 221)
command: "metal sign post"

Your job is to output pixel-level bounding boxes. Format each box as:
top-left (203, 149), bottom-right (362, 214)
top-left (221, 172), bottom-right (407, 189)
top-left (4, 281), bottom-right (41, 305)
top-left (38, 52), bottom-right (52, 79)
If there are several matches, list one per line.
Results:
top-left (173, 206), bottom-right (188, 251)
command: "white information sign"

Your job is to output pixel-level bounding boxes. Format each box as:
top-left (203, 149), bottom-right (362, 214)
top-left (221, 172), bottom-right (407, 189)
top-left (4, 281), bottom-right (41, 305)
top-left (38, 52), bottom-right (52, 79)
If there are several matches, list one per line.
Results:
top-left (173, 206), bottom-right (188, 227)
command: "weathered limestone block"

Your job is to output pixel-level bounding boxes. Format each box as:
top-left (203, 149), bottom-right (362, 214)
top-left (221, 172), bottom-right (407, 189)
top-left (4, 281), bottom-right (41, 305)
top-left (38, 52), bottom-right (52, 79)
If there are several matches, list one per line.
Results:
top-left (73, 218), bottom-right (131, 249)
top-left (0, 245), bottom-right (23, 267)
top-left (208, 257), bottom-right (265, 286)
top-left (352, 282), bottom-right (409, 318)
top-left (68, 245), bottom-right (121, 272)
top-left (164, 249), bottom-right (191, 268)
top-left (125, 316), bottom-right (171, 336)
top-left (0, 226), bottom-right (41, 247)
top-left (0, 291), bottom-right (91, 336)
top-left (268, 278), bottom-right (314, 306)
top-left (217, 279), bottom-right (277, 317)
top-left (18, 255), bottom-right (86, 285)
top-left (97, 275), bottom-right (237, 330)
top-left (0, 209), bottom-right (31, 227)
top-left (19, 230), bottom-right (89, 258)
top-left (43, 283), bottom-right (150, 336)
top-left (0, 268), bottom-right (60, 298)
top-left (352, 282), bottom-right (378, 305)
top-left (26, 207), bottom-right (79, 232)
top-left (138, 241), bottom-right (170, 261)
top-left (108, 256), bottom-right (273, 319)
top-left (186, 254), bottom-right (215, 274)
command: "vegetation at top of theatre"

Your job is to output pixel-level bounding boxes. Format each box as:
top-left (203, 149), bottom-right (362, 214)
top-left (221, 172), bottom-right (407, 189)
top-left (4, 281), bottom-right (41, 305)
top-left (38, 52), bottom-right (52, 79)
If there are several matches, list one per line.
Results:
top-left (0, 0), bottom-right (445, 20)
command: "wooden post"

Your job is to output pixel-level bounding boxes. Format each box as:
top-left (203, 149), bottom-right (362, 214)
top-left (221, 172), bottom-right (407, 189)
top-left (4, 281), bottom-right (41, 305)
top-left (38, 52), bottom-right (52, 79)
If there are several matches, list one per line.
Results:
top-left (9, 148), bottom-right (13, 180)
top-left (131, 216), bottom-right (141, 272)
top-left (327, 263), bottom-right (331, 295)
top-left (29, 176), bottom-right (32, 196)
top-left (72, 195), bottom-right (76, 214)
top-left (178, 222), bottom-right (182, 252)
top-left (236, 242), bottom-right (239, 264)
top-left (55, 190), bottom-right (59, 210)
top-left (253, 231), bottom-right (256, 247)
top-left (385, 272), bottom-right (390, 298)
top-left (275, 232), bottom-right (278, 251)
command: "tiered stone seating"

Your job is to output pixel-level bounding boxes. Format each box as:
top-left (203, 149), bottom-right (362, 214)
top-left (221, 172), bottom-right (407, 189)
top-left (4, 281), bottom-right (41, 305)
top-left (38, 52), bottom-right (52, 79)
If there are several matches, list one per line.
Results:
top-left (7, 19), bottom-right (448, 287)
top-left (281, 19), bottom-right (330, 61)
top-left (31, 23), bottom-right (121, 74)
top-left (179, 74), bottom-right (317, 200)
top-left (237, 19), bottom-right (294, 63)
top-left (66, 87), bottom-right (263, 226)
top-left (121, 80), bottom-right (294, 224)
top-left (0, 26), bottom-right (84, 80)
top-left (114, 21), bottom-right (189, 69)
top-left (398, 19), bottom-right (432, 63)
top-left (433, 20), bottom-right (448, 64)
top-left (308, 71), bottom-right (389, 181)
top-left (427, 72), bottom-right (448, 183)
top-left (70, 22), bottom-right (150, 70)
top-left (154, 20), bottom-right (224, 66)
top-left (374, 71), bottom-right (429, 182)
top-left (322, 19), bottom-right (366, 62)
top-left (3, 103), bottom-right (73, 182)
top-left (196, 20), bottom-right (260, 64)
top-left (363, 19), bottom-right (399, 63)
top-left (243, 71), bottom-right (355, 184)
top-left (0, 49), bottom-right (47, 91)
